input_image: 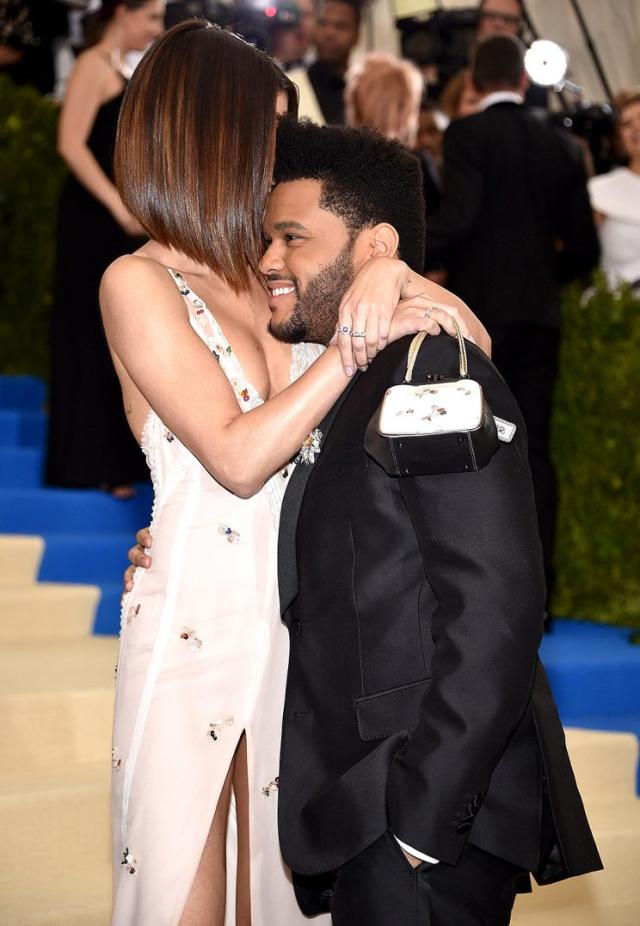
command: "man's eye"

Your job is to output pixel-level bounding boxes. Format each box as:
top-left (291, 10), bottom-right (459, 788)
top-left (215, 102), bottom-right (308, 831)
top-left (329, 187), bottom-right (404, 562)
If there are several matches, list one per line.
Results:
top-left (285, 234), bottom-right (301, 243)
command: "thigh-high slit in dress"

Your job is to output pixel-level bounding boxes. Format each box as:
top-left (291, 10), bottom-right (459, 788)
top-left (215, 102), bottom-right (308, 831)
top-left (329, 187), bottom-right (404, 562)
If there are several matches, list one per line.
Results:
top-left (111, 269), bottom-right (329, 925)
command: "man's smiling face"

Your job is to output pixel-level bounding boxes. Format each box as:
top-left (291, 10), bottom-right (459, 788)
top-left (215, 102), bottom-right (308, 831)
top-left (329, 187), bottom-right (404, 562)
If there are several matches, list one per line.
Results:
top-left (260, 178), bottom-right (359, 345)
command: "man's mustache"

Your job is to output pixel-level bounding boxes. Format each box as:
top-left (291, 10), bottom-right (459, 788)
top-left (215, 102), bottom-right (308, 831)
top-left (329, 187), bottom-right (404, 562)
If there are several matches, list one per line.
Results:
top-left (263, 273), bottom-right (296, 284)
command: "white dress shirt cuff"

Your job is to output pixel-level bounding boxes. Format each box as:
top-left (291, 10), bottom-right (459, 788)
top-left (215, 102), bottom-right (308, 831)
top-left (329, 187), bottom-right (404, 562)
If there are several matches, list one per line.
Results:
top-left (393, 835), bottom-right (440, 865)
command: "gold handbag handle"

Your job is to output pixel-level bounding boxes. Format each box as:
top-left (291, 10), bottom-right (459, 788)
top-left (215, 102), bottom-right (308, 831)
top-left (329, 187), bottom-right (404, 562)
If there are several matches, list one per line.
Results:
top-left (405, 317), bottom-right (468, 383)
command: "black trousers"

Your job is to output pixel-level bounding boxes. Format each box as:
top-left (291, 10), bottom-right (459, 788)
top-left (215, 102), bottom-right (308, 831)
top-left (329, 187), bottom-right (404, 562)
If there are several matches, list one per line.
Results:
top-left (329, 831), bottom-right (524, 925)
top-left (489, 324), bottom-right (560, 596)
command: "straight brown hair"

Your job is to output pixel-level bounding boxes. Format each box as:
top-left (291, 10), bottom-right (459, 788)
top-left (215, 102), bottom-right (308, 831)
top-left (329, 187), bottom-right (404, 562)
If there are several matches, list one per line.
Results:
top-left (115, 19), bottom-right (297, 292)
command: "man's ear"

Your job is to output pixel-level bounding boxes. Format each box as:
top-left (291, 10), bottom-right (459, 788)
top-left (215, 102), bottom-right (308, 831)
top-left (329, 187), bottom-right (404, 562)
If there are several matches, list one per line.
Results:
top-left (368, 223), bottom-right (400, 260)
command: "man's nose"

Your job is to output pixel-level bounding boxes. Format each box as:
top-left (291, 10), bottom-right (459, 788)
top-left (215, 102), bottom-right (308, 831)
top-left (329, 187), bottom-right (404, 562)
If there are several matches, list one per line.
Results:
top-left (258, 242), bottom-right (284, 275)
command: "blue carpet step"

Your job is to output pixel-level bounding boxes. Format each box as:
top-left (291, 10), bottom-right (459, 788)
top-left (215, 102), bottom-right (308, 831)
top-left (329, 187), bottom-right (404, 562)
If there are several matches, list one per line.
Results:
top-left (0, 448), bottom-right (43, 488)
top-left (540, 619), bottom-right (640, 794)
top-left (0, 410), bottom-right (46, 449)
top-left (0, 376), bottom-right (46, 412)
top-left (540, 620), bottom-right (640, 717)
top-left (0, 484), bottom-right (152, 534)
top-left (39, 533), bottom-right (136, 586)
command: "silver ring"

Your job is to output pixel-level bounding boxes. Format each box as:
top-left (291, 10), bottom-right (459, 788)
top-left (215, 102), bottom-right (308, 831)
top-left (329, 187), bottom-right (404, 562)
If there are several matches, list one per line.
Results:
top-left (338, 324), bottom-right (352, 335)
top-left (424, 307), bottom-right (434, 319)
top-left (351, 330), bottom-right (366, 338)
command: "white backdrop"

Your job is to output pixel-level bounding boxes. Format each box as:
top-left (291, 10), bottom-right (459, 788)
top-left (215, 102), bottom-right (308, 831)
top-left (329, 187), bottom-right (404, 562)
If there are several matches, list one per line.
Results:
top-left (364, 0), bottom-right (640, 102)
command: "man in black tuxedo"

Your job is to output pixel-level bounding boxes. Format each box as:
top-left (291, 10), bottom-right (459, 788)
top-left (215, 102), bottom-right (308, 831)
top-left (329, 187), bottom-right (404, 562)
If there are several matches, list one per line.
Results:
top-left (126, 119), bottom-right (601, 923)
top-left (261, 118), bottom-right (601, 924)
top-left (426, 35), bottom-right (599, 594)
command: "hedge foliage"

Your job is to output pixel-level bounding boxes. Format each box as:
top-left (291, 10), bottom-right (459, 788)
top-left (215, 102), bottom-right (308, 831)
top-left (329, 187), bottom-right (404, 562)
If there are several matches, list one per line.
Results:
top-left (551, 276), bottom-right (640, 629)
top-left (0, 75), bottom-right (66, 379)
top-left (1, 80), bottom-right (638, 628)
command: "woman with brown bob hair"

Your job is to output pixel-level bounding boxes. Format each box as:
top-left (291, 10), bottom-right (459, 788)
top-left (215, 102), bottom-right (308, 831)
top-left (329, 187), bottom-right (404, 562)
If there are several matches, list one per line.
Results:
top-left (102, 19), bottom-right (486, 926)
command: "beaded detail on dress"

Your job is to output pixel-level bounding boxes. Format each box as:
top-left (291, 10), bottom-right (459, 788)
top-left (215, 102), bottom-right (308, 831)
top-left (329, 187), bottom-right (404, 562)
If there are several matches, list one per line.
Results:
top-left (162, 269), bottom-right (325, 528)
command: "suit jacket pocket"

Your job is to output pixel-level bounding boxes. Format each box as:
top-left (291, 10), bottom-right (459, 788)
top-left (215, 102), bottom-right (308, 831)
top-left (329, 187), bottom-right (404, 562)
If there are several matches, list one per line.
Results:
top-left (355, 678), bottom-right (431, 742)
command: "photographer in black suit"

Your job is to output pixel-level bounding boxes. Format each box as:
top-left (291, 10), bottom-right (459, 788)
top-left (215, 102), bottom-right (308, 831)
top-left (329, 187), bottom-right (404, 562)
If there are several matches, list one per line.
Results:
top-left (426, 35), bottom-right (599, 594)
top-left (267, 119), bottom-right (601, 925)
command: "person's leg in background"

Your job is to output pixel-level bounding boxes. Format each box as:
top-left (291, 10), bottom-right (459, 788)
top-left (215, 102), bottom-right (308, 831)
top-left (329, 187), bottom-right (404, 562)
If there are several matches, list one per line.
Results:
top-left (490, 324), bottom-right (560, 608)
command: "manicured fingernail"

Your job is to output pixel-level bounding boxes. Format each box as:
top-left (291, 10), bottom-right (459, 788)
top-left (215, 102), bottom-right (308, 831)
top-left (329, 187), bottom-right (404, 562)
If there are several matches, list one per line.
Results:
top-left (346, 367), bottom-right (354, 376)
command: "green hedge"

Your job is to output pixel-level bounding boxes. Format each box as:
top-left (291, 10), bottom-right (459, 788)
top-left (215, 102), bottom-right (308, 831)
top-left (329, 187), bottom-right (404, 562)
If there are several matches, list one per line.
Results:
top-left (0, 75), bottom-right (66, 380)
top-left (551, 276), bottom-right (640, 629)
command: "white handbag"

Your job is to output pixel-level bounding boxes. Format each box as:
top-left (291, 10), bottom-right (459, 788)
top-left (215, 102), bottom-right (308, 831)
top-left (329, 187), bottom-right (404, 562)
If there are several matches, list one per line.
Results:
top-left (365, 321), bottom-right (516, 477)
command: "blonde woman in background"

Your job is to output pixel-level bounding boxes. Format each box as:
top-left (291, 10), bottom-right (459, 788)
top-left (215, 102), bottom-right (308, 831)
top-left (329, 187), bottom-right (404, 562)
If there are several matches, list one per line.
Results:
top-left (344, 51), bottom-right (424, 146)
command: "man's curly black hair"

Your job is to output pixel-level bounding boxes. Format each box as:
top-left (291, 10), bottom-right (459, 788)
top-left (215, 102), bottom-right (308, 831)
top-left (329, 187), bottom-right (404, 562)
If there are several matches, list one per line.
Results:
top-left (274, 118), bottom-right (426, 273)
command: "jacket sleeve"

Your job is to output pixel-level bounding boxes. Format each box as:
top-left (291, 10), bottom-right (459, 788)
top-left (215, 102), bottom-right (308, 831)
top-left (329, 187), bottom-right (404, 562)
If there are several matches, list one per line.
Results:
top-left (425, 119), bottom-right (485, 271)
top-left (386, 339), bottom-right (546, 865)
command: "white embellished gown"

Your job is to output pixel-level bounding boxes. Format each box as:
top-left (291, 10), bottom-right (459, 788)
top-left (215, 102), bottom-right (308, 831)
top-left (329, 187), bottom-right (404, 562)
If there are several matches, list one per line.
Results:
top-left (111, 269), bottom-right (327, 925)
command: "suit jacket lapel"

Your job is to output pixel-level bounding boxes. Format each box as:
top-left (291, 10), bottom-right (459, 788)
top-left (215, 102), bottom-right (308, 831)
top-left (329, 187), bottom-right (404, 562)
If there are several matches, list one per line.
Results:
top-left (278, 373), bottom-right (360, 615)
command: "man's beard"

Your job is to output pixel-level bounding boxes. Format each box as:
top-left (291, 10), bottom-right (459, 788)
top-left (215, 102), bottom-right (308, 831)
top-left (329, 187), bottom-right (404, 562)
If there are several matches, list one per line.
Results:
top-left (268, 243), bottom-right (355, 346)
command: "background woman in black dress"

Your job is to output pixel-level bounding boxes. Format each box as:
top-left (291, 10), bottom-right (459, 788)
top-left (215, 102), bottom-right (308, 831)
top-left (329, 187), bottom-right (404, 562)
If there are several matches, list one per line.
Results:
top-left (46, 0), bottom-right (165, 495)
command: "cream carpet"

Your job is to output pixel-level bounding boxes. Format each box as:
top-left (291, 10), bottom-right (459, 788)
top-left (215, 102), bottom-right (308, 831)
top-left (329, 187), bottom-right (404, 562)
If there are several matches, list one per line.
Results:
top-left (0, 534), bottom-right (638, 925)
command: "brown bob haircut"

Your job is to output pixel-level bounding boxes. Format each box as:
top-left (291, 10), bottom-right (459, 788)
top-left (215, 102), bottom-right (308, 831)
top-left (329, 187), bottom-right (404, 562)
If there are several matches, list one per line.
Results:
top-left (115, 19), bottom-right (298, 292)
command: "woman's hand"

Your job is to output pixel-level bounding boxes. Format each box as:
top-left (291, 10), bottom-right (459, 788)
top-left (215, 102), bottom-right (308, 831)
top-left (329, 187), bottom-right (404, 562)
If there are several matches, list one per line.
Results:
top-left (334, 257), bottom-right (490, 373)
top-left (387, 293), bottom-right (474, 345)
top-left (334, 257), bottom-right (416, 372)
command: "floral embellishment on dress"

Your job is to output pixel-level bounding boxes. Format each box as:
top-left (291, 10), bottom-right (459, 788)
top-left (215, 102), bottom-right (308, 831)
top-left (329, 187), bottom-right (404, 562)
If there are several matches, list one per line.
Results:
top-left (240, 388), bottom-right (250, 403)
top-left (262, 776), bottom-right (280, 797)
top-left (164, 429), bottom-right (175, 442)
top-left (180, 627), bottom-right (202, 651)
top-left (295, 429), bottom-right (322, 465)
top-left (112, 747), bottom-right (122, 771)
top-left (208, 717), bottom-right (234, 741)
top-left (218, 524), bottom-right (240, 544)
top-left (126, 604), bottom-right (141, 626)
top-left (121, 848), bottom-right (137, 876)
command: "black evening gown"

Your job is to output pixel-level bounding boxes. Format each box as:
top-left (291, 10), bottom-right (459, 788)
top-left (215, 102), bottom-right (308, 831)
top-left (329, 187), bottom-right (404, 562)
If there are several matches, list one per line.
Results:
top-left (46, 91), bottom-right (148, 488)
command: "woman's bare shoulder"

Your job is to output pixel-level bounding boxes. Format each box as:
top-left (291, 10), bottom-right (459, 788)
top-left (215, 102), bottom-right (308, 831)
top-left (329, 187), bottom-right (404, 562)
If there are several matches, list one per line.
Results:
top-left (69, 47), bottom-right (113, 83)
top-left (101, 255), bottom-right (179, 312)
